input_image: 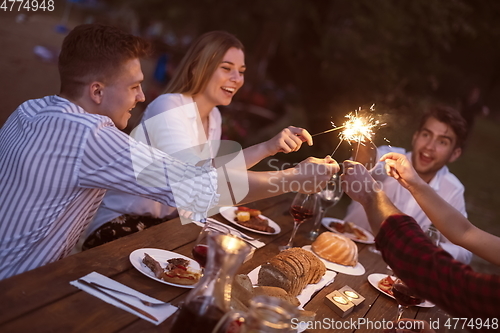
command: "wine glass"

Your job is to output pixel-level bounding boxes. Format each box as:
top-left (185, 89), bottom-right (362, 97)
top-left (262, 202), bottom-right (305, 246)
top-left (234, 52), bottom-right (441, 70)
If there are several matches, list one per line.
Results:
top-left (192, 221), bottom-right (229, 269)
top-left (391, 278), bottom-right (424, 322)
top-left (425, 224), bottom-right (441, 247)
top-left (279, 193), bottom-right (317, 251)
top-left (308, 173), bottom-right (344, 240)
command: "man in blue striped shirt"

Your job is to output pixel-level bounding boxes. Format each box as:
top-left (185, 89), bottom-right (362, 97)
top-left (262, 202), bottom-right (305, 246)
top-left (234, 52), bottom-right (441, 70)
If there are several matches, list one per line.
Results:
top-left (0, 24), bottom-right (338, 280)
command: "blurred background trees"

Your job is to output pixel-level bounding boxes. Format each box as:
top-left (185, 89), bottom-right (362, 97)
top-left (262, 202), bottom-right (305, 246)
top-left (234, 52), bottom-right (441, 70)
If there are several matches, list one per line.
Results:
top-left (94, 0), bottom-right (500, 156)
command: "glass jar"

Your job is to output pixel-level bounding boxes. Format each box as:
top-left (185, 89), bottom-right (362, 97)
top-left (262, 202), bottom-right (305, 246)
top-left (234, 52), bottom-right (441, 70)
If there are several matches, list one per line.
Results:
top-left (239, 295), bottom-right (299, 333)
top-left (170, 232), bottom-right (251, 333)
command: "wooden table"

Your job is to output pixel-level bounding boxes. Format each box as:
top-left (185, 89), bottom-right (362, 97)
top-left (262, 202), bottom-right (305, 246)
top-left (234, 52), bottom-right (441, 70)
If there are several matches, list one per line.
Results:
top-left (0, 194), bottom-right (447, 332)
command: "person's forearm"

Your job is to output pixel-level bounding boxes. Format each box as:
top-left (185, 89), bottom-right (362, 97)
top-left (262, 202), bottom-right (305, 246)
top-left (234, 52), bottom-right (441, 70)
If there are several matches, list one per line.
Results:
top-left (408, 182), bottom-right (500, 265)
top-left (242, 143), bottom-right (271, 169)
top-left (408, 182), bottom-right (471, 241)
top-left (361, 190), bottom-right (402, 234)
top-left (216, 168), bottom-right (301, 205)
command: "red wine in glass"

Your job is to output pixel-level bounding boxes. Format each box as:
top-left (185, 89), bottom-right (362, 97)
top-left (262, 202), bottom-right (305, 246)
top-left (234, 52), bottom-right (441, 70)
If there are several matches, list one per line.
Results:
top-left (280, 193), bottom-right (317, 251)
top-left (392, 282), bottom-right (423, 306)
top-left (290, 205), bottom-right (314, 223)
top-left (192, 244), bottom-right (208, 268)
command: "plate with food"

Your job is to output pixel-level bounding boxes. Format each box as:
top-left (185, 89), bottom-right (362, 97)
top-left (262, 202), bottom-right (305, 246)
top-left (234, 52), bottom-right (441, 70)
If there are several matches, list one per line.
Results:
top-left (129, 248), bottom-right (201, 288)
top-left (302, 245), bottom-right (365, 276)
top-left (219, 206), bottom-right (281, 235)
top-left (367, 273), bottom-right (435, 308)
top-left (322, 217), bottom-right (375, 244)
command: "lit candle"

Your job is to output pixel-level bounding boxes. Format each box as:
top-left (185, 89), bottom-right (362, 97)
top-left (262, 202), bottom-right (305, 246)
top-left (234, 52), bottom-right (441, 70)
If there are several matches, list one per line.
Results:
top-left (343, 290), bottom-right (359, 299)
top-left (333, 296), bottom-right (349, 305)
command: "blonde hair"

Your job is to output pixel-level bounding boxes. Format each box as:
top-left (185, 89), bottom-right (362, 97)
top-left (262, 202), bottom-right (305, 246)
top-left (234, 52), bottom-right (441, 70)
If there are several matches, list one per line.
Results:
top-left (165, 31), bottom-right (244, 96)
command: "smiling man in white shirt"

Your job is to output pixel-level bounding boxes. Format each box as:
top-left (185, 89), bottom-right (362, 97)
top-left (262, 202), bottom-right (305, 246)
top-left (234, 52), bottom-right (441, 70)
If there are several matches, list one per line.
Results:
top-left (344, 104), bottom-right (472, 264)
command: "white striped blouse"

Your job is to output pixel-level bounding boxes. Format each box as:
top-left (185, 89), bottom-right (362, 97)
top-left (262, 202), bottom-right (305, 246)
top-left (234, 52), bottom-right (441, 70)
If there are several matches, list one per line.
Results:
top-left (0, 95), bottom-right (218, 280)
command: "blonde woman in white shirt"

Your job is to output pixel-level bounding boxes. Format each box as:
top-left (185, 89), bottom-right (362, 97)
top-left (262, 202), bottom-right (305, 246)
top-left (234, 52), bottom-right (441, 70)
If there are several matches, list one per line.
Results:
top-left (83, 31), bottom-right (325, 249)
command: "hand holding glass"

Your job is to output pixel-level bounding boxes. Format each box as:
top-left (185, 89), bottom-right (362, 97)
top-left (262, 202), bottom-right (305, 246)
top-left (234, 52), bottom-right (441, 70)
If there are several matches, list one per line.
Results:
top-left (280, 193), bottom-right (317, 251)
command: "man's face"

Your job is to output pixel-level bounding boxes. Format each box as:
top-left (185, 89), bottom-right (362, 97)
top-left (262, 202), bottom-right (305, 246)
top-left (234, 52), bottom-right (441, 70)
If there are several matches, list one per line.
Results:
top-left (411, 116), bottom-right (462, 182)
top-left (99, 58), bottom-right (145, 129)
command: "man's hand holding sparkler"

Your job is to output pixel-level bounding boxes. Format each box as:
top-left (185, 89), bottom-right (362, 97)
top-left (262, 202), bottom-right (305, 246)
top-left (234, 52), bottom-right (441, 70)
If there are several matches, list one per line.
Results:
top-left (341, 160), bottom-right (381, 205)
top-left (341, 160), bottom-right (401, 234)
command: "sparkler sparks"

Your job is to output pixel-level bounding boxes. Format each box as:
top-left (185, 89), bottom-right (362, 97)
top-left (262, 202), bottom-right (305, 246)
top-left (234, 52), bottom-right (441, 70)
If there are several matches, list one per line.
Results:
top-left (339, 107), bottom-right (381, 144)
top-left (313, 104), bottom-right (386, 157)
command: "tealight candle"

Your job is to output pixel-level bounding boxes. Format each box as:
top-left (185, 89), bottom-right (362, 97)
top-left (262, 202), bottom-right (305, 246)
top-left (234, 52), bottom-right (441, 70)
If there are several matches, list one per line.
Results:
top-left (343, 290), bottom-right (359, 299)
top-left (324, 290), bottom-right (354, 317)
top-left (333, 296), bottom-right (349, 305)
top-left (338, 285), bottom-right (365, 306)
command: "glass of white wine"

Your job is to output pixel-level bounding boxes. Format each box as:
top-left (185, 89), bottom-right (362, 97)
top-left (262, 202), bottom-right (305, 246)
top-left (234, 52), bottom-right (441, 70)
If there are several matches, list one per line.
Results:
top-left (308, 173), bottom-right (343, 240)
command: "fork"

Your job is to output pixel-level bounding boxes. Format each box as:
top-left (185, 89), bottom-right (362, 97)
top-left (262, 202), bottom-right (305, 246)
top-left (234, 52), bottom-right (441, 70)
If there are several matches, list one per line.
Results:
top-left (229, 229), bottom-right (258, 241)
top-left (206, 218), bottom-right (258, 241)
top-left (78, 279), bottom-right (170, 307)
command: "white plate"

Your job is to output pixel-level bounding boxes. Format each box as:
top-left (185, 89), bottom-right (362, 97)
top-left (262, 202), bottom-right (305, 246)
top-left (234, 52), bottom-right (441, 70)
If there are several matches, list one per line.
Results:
top-left (322, 217), bottom-right (375, 244)
top-left (302, 245), bottom-right (365, 276)
top-left (219, 206), bottom-right (281, 235)
top-left (129, 248), bottom-right (201, 289)
top-left (367, 273), bottom-right (435, 308)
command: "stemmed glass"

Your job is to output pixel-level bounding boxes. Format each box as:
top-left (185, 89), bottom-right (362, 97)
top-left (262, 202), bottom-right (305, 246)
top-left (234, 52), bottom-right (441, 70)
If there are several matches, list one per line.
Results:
top-left (279, 193), bottom-right (317, 251)
top-left (390, 278), bottom-right (424, 322)
top-left (192, 221), bottom-right (229, 270)
top-left (425, 224), bottom-right (441, 247)
top-left (308, 173), bottom-right (344, 240)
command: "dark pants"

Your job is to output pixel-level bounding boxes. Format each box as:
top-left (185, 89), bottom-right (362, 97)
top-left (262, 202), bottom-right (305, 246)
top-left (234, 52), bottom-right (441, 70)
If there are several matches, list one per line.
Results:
top-left (82, 215), bottom-right (172, 250)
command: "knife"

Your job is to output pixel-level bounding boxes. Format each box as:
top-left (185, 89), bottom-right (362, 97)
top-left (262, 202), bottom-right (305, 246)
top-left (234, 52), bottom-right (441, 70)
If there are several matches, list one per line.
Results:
top-left (77, 279), bottom-right (159, 322)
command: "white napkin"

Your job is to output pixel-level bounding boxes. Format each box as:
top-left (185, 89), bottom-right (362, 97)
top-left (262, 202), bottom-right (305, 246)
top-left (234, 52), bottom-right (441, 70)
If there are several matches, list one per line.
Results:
top-left (193, 219), bottom-right (266, 249)
top-left (70, 272), bottom-right (177, 325)
top-left (247, 266), bottom-right (336, 307)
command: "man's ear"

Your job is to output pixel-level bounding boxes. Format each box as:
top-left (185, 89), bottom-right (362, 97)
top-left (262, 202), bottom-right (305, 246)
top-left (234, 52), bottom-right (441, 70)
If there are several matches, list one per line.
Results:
top-left (411, 130), bottom-right (419, 147)
top-left (89, 82), bottom-right (104, 104)
top-left (449, 147), bottom-right (462, 163)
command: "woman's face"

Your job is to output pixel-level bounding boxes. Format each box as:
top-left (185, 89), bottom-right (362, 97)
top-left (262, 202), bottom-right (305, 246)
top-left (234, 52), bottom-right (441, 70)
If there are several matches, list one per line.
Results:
top-left (201, 47), bottom-right (245, 107)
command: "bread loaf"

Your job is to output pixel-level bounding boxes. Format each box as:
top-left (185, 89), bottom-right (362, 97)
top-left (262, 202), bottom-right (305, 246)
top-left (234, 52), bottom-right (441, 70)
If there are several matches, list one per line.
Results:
top-left (257, 248), bottom-right (326, 296)
top-left (231, 274), bottom-right (253, 308)
top-left (311, 232), bottom-right (358, 266)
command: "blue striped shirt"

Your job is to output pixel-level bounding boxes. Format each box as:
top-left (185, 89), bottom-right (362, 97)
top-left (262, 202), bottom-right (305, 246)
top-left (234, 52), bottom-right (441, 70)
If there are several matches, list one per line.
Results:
top-left (0, 96), bottom-right (218, 280)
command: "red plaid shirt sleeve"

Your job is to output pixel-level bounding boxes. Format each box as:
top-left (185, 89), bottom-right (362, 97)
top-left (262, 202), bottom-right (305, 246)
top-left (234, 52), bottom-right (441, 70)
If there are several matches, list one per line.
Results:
top-left (375, 214), bottom-right (500, 321)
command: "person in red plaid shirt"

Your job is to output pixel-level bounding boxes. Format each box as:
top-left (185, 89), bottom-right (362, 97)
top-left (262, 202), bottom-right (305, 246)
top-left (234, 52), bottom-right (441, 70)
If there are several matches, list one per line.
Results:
top-left (341, 159), bottom-right (500, 323)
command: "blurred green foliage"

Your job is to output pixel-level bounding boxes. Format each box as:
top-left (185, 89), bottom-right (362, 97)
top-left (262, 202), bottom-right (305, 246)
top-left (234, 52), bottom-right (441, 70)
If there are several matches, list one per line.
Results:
top-left (105, 0), bottom-right (500, 143)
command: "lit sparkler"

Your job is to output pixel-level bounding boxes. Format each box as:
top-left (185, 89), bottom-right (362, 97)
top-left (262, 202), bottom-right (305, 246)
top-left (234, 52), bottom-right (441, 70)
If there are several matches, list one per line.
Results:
top-left (339, 106), bottom-right (380, 144)
top-left (312, 104), bottom-right (386, 157)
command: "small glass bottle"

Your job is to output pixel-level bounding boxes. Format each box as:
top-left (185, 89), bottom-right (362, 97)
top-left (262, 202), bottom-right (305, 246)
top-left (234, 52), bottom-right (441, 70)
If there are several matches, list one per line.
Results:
top-left (170, 233), bottom-right (251, 333)
top-left (240, 295), bottom-right (299, 333)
